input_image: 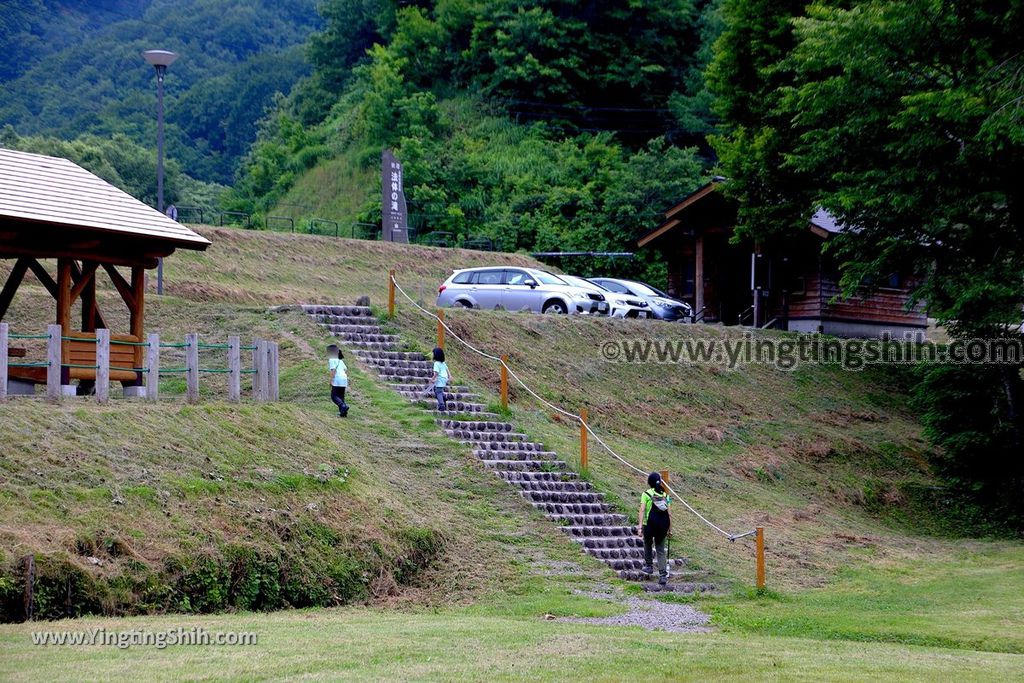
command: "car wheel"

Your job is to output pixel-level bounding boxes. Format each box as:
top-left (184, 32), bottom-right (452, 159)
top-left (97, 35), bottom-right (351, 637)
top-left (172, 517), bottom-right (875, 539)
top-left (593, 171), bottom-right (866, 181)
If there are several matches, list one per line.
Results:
top-left (454, 300), bottom-right (472, 309)
top-left (542, 300), bottom-right (567, 314)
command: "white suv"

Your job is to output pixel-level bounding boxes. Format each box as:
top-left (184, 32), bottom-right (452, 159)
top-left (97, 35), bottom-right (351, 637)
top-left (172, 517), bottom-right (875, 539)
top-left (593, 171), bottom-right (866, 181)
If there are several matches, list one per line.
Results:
top-left (437, 267), bottom-right (609, 315)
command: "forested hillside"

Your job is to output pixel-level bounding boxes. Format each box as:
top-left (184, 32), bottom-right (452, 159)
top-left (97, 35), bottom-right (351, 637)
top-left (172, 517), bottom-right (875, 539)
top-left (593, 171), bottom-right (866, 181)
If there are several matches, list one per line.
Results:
top-left (0, 0), bottom-right (320, 185)
top-left (227, 0), bottom-right (725, 281)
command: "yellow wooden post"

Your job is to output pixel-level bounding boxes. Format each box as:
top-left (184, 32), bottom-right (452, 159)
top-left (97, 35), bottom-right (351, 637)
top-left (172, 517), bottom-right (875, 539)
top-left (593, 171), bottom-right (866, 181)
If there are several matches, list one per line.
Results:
top-left (500, 354), bottom-right (509, 409)
top-left (756, 527), bottom-right (766, 589)
top-left (580, 408), bottom-right (588, 469)
top-left (660, 469), bottom-right (670, 486)
top-left (437, 309), bottom-right (445, 349)
top-left (388, 269), bottom-right (396, 317)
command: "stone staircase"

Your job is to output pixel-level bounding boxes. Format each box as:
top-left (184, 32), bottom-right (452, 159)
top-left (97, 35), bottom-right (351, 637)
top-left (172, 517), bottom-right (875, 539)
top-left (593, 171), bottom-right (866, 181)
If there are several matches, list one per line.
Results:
top-left (302, 304), bottom-right (716, 592)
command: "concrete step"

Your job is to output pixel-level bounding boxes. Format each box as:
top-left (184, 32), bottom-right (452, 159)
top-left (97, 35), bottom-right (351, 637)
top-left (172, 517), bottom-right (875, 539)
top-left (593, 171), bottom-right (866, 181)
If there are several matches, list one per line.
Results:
top-left (575, 536), bottom-right (644, 549)
top-left (471, 441), bottom-right (546, 453)
top-left (337, 340), bottom-right (398, 351)
top-left (302, 304), bottom-right (373, 317)
top-left (337, 332), bottom-right (398, 343)
top-left (522, 490), bottom-right (604, 504)
top-left (390, 382), bottom-right (471, 393)
top-left (433, 401), bottom-right (490, 413)
top-left (545, 512), bottom-right (627, 526)
top-left (362, 357), bottom-right (433, 370)
top-left (561, 525), bottom-right (636, 538)
top-left (510, 479), bottom-right (593, 493)
top-left (427, 409), bottom-right (499, 418)
top-left (326, 324), bottom-right (389, 336)
top-left (354, 350), bottom-right (428, 362)
top-left (496, 471), bottom-right (579, 483)
top-left (448, 429), bottom-right (526, 443)
top-left (531, 501), bottom-right (611, 515)
top-left (437, 419), bottom-right (514, 433)
top-left (315, 314), bottom-right (380, 327)
top-left (482, 459), bottom-right (570, 471)
top-left (475, 450), bottom-right (559, 462)
top-left (369, 360), bottom-right (424, 373)
top-left (398, 390), bottom-right (481, 402)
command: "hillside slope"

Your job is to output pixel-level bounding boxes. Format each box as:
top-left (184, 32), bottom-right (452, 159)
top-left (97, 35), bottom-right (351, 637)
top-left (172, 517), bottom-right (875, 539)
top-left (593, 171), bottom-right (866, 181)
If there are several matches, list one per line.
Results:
top-left (2, 228), bottom-right (1021, 654)
top-left (0, 234), bottom-right (578, 620)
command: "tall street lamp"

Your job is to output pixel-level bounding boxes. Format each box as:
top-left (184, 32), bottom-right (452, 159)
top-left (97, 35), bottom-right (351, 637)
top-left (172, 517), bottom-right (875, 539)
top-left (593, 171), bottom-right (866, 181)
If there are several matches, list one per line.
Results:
top-left (142, 49), bottom-right (178, 295)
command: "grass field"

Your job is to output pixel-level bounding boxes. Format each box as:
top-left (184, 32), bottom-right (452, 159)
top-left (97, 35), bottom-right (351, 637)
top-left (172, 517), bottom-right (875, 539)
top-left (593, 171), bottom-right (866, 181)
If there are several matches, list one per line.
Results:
top-left (2, 227), bottom-right (1022, 679)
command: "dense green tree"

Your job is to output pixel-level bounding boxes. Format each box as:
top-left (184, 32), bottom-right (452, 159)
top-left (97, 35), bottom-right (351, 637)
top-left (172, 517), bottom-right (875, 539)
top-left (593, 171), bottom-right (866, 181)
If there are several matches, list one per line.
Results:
top-left (706, 0), bottom-right (818, 239)
top-left (710, 0), bottom-right (1024, 517)
top-left (0, 126), bottom-right (225, 211)
top-left (0, 0), bottom-right (320, 184)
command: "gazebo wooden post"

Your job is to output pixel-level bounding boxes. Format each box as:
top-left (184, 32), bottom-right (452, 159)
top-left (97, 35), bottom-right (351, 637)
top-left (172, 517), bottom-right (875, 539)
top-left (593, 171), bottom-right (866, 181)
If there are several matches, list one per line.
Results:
top-left (130, 266), bottom-right (145, 385)
top-left (79, 261), bottom-right (99, 332)
top-left (56, 258), bottom-right (72, 386)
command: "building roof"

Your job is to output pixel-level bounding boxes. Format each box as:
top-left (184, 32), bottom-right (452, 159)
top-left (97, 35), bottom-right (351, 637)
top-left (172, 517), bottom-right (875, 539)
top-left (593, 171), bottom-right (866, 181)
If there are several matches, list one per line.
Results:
top-left (0, 147), bottom-right (210, 250)
top-left (638, 180), bottom-right (847, 247)
top-left (809, 208), bottom-right (843, 234)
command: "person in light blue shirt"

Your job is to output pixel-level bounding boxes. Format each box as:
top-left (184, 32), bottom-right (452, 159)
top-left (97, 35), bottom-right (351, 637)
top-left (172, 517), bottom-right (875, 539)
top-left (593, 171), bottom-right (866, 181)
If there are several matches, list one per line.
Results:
top-left (327, 344), bottom-right (349, 417)
top-left (431, 347), bottom-right (451, 412)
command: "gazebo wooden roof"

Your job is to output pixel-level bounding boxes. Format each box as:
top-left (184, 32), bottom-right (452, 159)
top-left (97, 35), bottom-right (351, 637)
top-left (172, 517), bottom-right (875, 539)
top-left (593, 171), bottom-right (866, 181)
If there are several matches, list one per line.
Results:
top-left (0, 147), bottom-right (211, 386)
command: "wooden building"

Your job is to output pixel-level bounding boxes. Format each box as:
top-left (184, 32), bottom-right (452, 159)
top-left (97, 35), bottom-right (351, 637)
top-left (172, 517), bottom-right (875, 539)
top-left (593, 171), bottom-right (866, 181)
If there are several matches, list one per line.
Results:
top-left (637, 181), bottom-right (927, 338)
top-left (0, 147), bottom-right (211, 394)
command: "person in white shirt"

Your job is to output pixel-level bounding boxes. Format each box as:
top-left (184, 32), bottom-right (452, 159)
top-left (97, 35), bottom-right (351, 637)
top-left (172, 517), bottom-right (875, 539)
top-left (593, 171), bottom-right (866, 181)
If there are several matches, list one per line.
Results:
top-left (327, 344), bottom-right (349, 417)
top-left (430, 347), bottom-right (451, 412)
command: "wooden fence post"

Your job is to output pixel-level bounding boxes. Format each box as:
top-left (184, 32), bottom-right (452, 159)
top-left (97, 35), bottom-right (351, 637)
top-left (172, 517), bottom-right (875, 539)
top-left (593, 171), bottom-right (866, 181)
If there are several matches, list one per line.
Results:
top-left (660, 470), bottom-right (670, 487)
top-left (436, 309), bottom-right (445, 350)
top-left (227, 336), bottom-right (241, 402)
top-left (0, 322), bottom-right (8, 402)
top-left (500, 354), bottom-right (508, 410)
top-left (146, 333), bottom-right (160, 401)
top-left (95, 328), bottom-right (109, 404)
top-left (388, 269), bottom-right (396, 317)
top-left (268, 342), bottom-right (280, 401)
top-left (185, 333), bottom-right (199, 404)
top-left (756, 527), bottom-right (766, 589)
top-left (252, 339), bottom-right (264, 401)
top-left (580, 408), bottom-right (588, 470)
top-left (46, 324), bottom-right (61, 402)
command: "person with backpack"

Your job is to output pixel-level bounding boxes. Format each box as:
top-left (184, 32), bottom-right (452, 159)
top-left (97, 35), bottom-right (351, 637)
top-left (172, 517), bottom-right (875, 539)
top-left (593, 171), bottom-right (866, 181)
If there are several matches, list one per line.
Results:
top-left (637, 471), bottom-right (672, 585)
top-left (327, 344), bottom-right (349, 417)
top-left (430, 347), bottom-right (451, 412)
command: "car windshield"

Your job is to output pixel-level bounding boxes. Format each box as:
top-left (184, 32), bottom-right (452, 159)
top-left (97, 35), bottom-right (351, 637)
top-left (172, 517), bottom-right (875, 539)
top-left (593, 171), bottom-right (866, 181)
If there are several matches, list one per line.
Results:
top-left (562, 276), bottom-right (602, 292)
top-left (533, 271), bottom-right (567, 286)
top-left (624, 281), bottom-right (669, 298)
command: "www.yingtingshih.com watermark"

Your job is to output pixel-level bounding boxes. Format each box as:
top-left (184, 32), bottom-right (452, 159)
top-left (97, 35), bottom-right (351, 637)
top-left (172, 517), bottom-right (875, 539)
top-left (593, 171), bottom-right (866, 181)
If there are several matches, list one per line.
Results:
top-left (30, 627), bottom-right (258, 649)
top-left (599, 333), bottom-right (1024, 371)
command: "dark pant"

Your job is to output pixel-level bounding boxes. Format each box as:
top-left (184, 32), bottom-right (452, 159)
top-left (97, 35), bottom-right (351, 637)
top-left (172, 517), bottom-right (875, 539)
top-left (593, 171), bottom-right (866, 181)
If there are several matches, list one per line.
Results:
top-left (434, 385), bottom-right (447, 412)
top-left (331, 386), bottom-right (347, 415)
top-left (643, 528), bottom-right (668, 579)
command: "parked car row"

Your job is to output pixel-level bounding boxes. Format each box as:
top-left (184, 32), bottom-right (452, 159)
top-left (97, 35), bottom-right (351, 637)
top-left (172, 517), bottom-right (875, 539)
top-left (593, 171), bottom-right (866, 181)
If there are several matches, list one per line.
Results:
top-left (436, 266), bottom-right (693, 321)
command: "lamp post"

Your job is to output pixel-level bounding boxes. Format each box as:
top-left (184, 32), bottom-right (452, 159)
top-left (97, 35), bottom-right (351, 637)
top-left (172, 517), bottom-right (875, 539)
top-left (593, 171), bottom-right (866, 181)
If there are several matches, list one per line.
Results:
top-left (142, 49), bottom-right (178, 295)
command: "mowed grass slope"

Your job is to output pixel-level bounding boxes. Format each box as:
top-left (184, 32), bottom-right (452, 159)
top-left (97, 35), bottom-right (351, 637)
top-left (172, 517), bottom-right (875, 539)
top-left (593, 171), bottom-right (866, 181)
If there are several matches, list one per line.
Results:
top-left (161, 225), bottom-right (547, 305)
top-left (391, 307), bottom-right (1024, 654)
top-left (0, 274), bottom-right (599, 619)
top-left (1, 227), bottom-right (1022, 678)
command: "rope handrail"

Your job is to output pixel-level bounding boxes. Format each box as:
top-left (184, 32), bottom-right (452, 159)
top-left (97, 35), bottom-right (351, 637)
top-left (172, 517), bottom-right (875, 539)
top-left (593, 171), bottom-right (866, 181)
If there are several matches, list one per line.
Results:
top-left (389, 275), bottom-right (756, 542)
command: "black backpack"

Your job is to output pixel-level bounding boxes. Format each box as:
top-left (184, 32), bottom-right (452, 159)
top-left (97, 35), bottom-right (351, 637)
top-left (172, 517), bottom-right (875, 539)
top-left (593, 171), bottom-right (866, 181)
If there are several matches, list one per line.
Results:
top-left (644, 488), bottom-right (670, 534)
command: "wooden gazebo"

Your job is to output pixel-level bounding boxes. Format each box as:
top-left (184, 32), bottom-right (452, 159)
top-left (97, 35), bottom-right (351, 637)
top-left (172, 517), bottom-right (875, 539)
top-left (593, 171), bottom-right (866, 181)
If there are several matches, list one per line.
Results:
top-left (0, 148), bottom-right (210, 392)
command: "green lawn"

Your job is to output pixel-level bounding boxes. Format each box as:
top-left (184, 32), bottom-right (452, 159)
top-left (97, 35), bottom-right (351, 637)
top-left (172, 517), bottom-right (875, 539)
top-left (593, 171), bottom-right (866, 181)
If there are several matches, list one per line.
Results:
top-left (1, 602), bottom-right (1021, 682)
top-left (708, 543), bottom-right (1024, 654)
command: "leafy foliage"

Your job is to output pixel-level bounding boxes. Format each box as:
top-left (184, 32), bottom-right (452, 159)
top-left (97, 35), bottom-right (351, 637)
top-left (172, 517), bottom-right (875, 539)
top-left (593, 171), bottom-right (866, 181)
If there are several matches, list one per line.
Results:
top-left (0, 0), bottom-right (320, 184)
top-left (232, 0), bottom-right (714, 278)
top-left (0, 125), bottom-right (226, 211)
top-left (710, 0), bottom-right (1024, 518)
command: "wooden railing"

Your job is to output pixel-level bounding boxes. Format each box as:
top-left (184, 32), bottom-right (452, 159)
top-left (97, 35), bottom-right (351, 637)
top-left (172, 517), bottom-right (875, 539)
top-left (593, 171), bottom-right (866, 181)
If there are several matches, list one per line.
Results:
top-left (0, 323), bottom-right (278, 403)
